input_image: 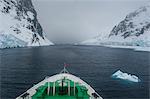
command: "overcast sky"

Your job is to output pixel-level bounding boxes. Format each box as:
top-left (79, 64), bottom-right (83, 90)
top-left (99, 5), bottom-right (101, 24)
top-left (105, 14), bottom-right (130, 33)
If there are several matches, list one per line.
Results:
top-left (32, 0), bottom-right (149, 44)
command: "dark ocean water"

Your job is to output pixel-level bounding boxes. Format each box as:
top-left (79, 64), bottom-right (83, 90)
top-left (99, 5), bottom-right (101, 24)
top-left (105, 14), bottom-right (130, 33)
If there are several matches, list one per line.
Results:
top-left (0, 45), bottom-right (149, 99)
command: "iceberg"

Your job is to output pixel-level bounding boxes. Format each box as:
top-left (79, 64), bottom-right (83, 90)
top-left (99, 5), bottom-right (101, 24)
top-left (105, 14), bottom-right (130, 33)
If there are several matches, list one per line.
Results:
top-left (111, 70), bottom-right (140, 83)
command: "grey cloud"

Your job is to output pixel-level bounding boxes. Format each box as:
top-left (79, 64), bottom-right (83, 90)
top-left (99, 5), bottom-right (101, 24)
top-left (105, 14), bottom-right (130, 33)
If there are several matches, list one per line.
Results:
top-left (32, 0), bottom-right (149, 44)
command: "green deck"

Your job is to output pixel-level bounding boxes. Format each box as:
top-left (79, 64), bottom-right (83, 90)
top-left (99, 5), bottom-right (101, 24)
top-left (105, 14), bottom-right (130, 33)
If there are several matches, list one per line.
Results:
top-left (32, 78), bottom-right (90, 99)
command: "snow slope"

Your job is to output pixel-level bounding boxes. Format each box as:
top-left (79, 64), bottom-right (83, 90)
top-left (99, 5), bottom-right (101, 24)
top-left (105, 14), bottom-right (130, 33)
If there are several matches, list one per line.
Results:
top-left (79, 34), bottom-right (106, 45)
top-left (79, 4), bottom-right (150, 51)
top-left (0, 0), bottom-right (53, 48)
top-left (108, 4), bottom-right (150, 47)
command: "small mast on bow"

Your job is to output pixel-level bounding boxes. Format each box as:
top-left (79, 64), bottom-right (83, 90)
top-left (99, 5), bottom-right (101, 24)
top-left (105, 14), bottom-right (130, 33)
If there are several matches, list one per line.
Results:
top-left (60, 63), bottom-right (69, 74)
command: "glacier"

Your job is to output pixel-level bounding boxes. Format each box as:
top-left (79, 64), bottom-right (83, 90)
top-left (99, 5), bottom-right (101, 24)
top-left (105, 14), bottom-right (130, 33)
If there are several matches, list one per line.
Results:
top-left (111, 70), bottom-right (141, 83)
top-left (0, 34), bottom-right (27, 48)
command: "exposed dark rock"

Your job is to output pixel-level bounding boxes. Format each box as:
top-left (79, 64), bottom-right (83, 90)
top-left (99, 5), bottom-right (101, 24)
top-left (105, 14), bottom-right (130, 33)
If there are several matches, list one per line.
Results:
top-left (1, 0), bottom-right (44, 39)
top-left (109, 6), bottom-right (150, 39)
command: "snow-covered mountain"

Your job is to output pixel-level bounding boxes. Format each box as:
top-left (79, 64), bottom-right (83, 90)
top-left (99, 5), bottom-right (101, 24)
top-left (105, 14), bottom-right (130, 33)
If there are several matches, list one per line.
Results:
top-left (108, 5), bottom-right (150, 47)
top-left (79, 34), bottom-right (108, 45)
top-left (80, 4), bottom-right (150, 48)
top-left (0, 0), bottom-right (53, 48)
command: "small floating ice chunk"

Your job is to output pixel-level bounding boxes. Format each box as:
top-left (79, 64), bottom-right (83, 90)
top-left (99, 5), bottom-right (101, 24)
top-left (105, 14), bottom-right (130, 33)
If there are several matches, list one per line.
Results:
top-left (112, 70), bottom-right (140, 83)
